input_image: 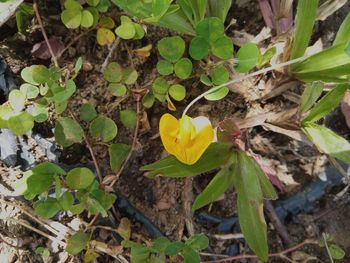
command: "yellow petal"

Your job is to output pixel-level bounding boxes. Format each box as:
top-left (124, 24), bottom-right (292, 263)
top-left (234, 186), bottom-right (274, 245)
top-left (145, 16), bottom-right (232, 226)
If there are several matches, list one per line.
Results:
top-left (159, 114), bottom-right (179, 156)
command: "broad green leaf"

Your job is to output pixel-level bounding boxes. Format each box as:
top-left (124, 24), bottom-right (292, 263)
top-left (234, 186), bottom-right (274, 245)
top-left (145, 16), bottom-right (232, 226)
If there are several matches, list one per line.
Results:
top-left (164, 241), bottom-right (185, 256)
top-left (32, 104), bottom-right (49, 123)
top-left (157, 60), bottom-right (174, 76)
top-left (109, 143), bottom-right (131, 172)
top-left (54, 117), bottom-right (83, 147)
top-left (207, 0), bottom-right (232, 22)
top-left (31, 65), bottom-right (50, 84)
top-left (27, 173), bottom-right (54, 195)
top-left (109, 83), bottom-right (127, 97)
top-left (257, 46), bottom-right (276, 68)
top-left (234, 43), bottom-right (259, 73)
top-left (157, 36), bottom-right (185, 63)
top-left (96, 28), bottom-right (115, 45)
top-left (174, 58), bottom-right (192, 79)
top-left (21, 66), bottom-right (39, 85)
top-left (61, 9), bottom-right (82, 29)
top-left (96, 0), bottom-right (111, 12)
top-left (66, 231), bottom-right (90, 255)
top-left (59, 191), bottom-right (75, 211)
top-left (32, 162), bottom-right (66, 175)
top-left (86, 0), bottom-right (100, 7)
top-left (169, 84), bottom-right (186, 101)
top-left (329, 244), bottom-right (345, 260)
top-left (66, 167), bottom-right (95, 189)
top-left (9, 89), bottom-right (25, 112)
top-left (133, 23), bottom-right (145, 39)
top-left (103, 62), bottom-right (122, 82)
top-left (290, 0), bottom-right (318, 64)
top-left (90, 116), bottom-right (118, 142)
top-left (120, 110), bottom-right (137, 129)
top-left (152, 0), bottom-right (172, 18)
top-left (20, 84), bottom-right (39, 99)
top-left (152, 77), bottom-right (169, 95)
top-left (212, 36), bottom-right (233, 60)
top-left (334, 13), bottom-right (350, 45)
top-left (141, 143), bottom-right (232, 178)
top-left (86, 196), bottom-right (108, 216)
top-left (64, 0), bottom-right (82, 10)
top-left (303, 123), bottom-right (350, 164)
top-left (204, 86), bottom-right (229, 101)
top-left (131, 246), bottom-right (151, 263)
top-left (81, 10), bottom-right (94, 28)
top-left (302, 84), bottom-right (348, 124)
top-left (300, 81), bottom-right (324, 113)
top-left (55, 100), bottom-right (68, 114)
top-left (98, 16), bottom-right (115, 29)
top-left (115, 22), bottom-right (136, 39)
top-left (152, 237), bottom-right (171, 253)
top-left (80, 103), bottom-right (97, 122)
top-left (52, 79), bottom-right (76, 103)
top-left (185, 234), bottom-right (209, 251)
top-left (122, 67), bottom-right (138, 85)
top-left (70, 203), bottom-right (85, 215)
top-left (195, 17), bottom-right (224, 43)
top-left (142, 93), bottom-right (155, 108)
top-left (211, 66), bottom-right (229, 85)
top-left (90, 188), bottom-right (116, 211)
top-left (8, 112), bottom-right (34, 136)
top-left (189, 36), bottom-right (210, 60)
top-left (55, 176), bottom-right (62, 199)
top-left (182, 245), bottom-right (200, 263)
top-left (34, 198), bottom-right (61, 218)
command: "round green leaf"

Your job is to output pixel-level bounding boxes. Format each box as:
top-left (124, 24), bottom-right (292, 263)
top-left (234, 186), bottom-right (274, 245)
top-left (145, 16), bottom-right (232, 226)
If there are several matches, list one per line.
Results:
top-left (80, 103), bottom-right (97, 122)
top-left (54, 117), bottom-right (83, 147)
top-left (96, 0), bottom-right (111, 12)
top-left (27, 173), bottom-right (54, 195)
top-left (61, 9), bottom-right (82, 29)
top-left (34, 198), bottom-right (61, 219)
top-left (66, 167), bottom-right (95, 190)
top-left (234, 43), bottom-right (260, 73)
top-left (211, 66), bottom-right (229, 85)
top-left (21, 66), bottom-right (39, 85)
top-left (133, 23), bottom-right (145, 40)
top-left (189, 36), bottom-right (210, 60)
top-left (174, 58), bottom-right (192, 79)
top-left (90, 116), bottom-right (118, 142)
top-left (32, 104), bottom-right (49, 123)
top-left (120, 110), bottom-right (137, 129)
top-left (115, 22), bottom-right (136, 39)
top-left (96, 28), bottom-right (115, 45)
top-left (103, 62), bottom-right (122, 83)
top-left (195, 17), bottom-right (224, 43)
top-left (20, 84), bottom-right (39, 99)
top-left (157, 60), bottom-right (174, 76)
top-left (109, 83), bottom-right (127, 97)
top-left (32, 162), bottom-right (66, 175)
top-left (81, 10), bottom-right (94, 28)
top-left (212, 36), bottom-right (233, 60)
top-left (8, 112), bottom-right (34, 135)
top-left (329, 244), bottom-right (345, 260)
top-left (98, 16), bottom-right (115, 29)
top-left (86, 0), bottom-right (100, 7)
top-left (205, 87), bottom-right (229, 101)
top-left (152, 77), bottom-right (169, 95)
top-left (9, 89), bottom-right (25, 112)
top-left (31, 65), bottom-right (50, 84)
top-left (59, 191), bottom-right (75, 211)
top-left (169, 84), bottom-right (186, 101)
top-left (158, 36), bottom-right (185, 63)
top-left (142, 93), bottom-right (155, 108)
top-left (122, 67), bottom-right (138, 85)
top-left (86, 7), bottom-right (100, 26)
top-left (64, 0), bottom-right (82, 10)
top-left (66, 231), bottom-right (90, 255)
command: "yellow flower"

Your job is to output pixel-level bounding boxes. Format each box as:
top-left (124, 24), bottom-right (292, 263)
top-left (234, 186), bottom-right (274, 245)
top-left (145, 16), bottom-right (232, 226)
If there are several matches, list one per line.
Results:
top-left (159, 113), bottom-right (214, 165)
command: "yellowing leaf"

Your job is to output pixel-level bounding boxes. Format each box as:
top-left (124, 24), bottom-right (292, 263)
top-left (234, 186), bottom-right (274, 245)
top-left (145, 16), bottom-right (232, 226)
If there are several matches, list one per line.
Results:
top-left (96, 28), bottom-right (116, 45)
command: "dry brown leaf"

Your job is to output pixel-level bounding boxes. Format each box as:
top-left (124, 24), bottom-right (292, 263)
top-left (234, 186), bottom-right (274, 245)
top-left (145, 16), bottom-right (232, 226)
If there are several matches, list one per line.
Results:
top-left (263, 123), bottom-right (312, 146)
top-left (31, 37), bottom-right (65, 60)
top-left (262, 81), bottom-right (300, 101)
top-left (317, 0), bottom-right (347, 21)
top-left (117, 218), bottom-right (131, 240)
top-left (133, 44), bottom-right (153, 57)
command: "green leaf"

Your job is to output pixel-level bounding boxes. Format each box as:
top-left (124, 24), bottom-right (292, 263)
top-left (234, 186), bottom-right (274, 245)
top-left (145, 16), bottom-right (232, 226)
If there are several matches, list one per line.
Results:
top-left (70, 203), bottom-right (85, 215)
top-left (34, 198), bottom-right (61, 218)
top-left (133, 23), bottom-right (145, 39)
top-left (300, 81), bottom-right (324, 113)
top-left (152, 77), bottom-right (169, 97)
top-left (54, 117), bottom-right (83, 147)
top-left (207, 0), bottom-right (232, 22)
top-left (257, 47), bottom-right (276, 68)
top-left (21, 66), bottom-right (39, 85)
top-left (164, 241), bottom-right (185, 256)
top-left (174, 58), bottom-right (192, 79)
top-left (103, 62), bottom-right (122, 83)
top-left (81, 10), bottom-right (94, 28)
top-left (109, 144), bottom-right (131, 172)
top-left (66, 231), bottom-right (90, 255)
top-left (329, 244), bottom-right (345, 260)
top-left (192, 167), bottom-right (232, 211)
top-left (52, 79), bottom-right (76, 103)
top-left (204, 86), bottom-right (229, 101)
top-left (302, 84), bottom-right (348, 124)
top-left (212, 36), bottom-right (233, 60)
top-left (109, 83), bottom-right (127, 97)
top-left (96, 0), bottom-right (111, 12)
top-left (98, 16), bottom-right (115, 29)
top-left (9, 90), bottom-right (25, 112)
top-left (66, 167), bottom-right (95, 190)
top-left (152, 237), bottom-right (171, 253)
top-left (189, 36), bottom-right (210, 60)
top-left (20, 84), bottom-right (39, 99)
top-left (8, 112), bottom-right (34, 136)
top-left (334, 13), bottom-right (350, 45)
top-left (157, 36), bottom-right (185, 63)
top-left (122, 67), bottom-right (138, 85)
top-left (90, 188), bottom-right (116, 211)
top-left (115, 22), bottom-right (136, 39)
top-left (64, 0), bottom-right (82, 10)
top-left (61, 9), bottom-right (82, 29)
top-left (211, 66), bottom-right (229, 85)
top-left (289, 0), bottom-right (318, 63)
top-left (131, 246), bottom-right (151, 263)
top-left (96, 28), bottom-right (116, 45)
top-left (27, 173), bottom-right (54, 195)
top-left (200, 74), bottom-right (212, 86)
top-left (55, 100), bottom-right (68, 114)
top-left (303, 123), bottom-right (350, 164)
top-left (32, 162), bottom-right (66, 175)
top-left (32, 65), bottom-right (50, 84)
top-left (80, 103), bottom-right (97, 122)
top-left (90, 116), bottom-right (118, 142)
top-left (152, 0), bottom-right (172, 18)
top-left (185, 234), bottom-right (209, 251)
top-left (86, 0), bottom-right (100, 7)
top-left (59, 191), bottom-right (75, 211)
top-left (183, 245), bottom-right (200, 263)
top-left (142, 93), bottom-right (155, 108)
top-left (157, 60), bottom-right (174, 76)
top-left (141, 143), bottom-right (232, 178)
top-left (86, 196), bottom-right (108, 216)
top-left (195, 17), bottom-right (224, 43)
top-left (120, 110), bottom-right (137, 129)
top-left (169, 84), bottom-right (186, 101)
top-left (234, 43), bottom-right (260, 73)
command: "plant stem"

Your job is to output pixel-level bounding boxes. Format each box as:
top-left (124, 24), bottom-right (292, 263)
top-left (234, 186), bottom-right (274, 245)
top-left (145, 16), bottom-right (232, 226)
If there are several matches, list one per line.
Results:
top-left (33, 1), bottom-right (59, 67)
top-left (101, 37), bottom-right (121, 72)
top-left (182, 55), bottom-right (309, 116)
top-left (323, 233), bottom-right (335, 263)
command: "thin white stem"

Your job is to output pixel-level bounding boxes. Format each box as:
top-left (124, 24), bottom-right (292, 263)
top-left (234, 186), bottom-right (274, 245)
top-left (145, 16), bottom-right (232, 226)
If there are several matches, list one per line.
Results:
top-left (182, 55), bottom-right (309, 116)
top-left (323, 233), bottom-right (335, 263)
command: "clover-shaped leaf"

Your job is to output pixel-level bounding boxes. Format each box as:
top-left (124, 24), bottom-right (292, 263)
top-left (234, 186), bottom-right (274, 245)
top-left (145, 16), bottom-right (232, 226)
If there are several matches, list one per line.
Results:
top-left (67, 167), bottom-right (95, 190)
top-left (169, 84), bottom-right (186, 101)
top-left (109, 83), bottom-right (127, 97)
top-left (9, 90), bottom-right (26, 112)
top-left (80, 103), bottom-right (97, 123)
top-left (142, 93), bottom-right (155, 108)
top-left (90, 116), bottom-right (118, 142)
top-left (120, 110), bottom-right (137, 129)
top-left (158, 36), bottom-right (185, 63)
top-left (212, 36), bottom-right (233, 60)
top-left (174, 58), bottom-right (192, 79)
top-left (157, 60), bottom-right (174, 76)
top-left (103, 62), bottom-right (122, 82)
top-left (61, 9), bottom-right (82, 29)
top-left (55, 117), bottom-right (83, 147)
top-left (96, 28), bottom-right (115, 45)
top-left (204, 87), bottom-right (229, 101)
top-left (211, 66), bottom-right (229, 85)
top-left (81, 10), bottom-right (94, 28)
top-left (234, 43), bottom-right (260, 73)
top-left (189, 36), bottom-right (210, 60)
top-left (196, 17), bottom-right (224, 43)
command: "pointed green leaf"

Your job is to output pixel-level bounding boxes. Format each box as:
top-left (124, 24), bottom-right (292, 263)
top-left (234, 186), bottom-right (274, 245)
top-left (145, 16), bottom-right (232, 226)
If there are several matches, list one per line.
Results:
top-left (109, 143), bottom-right (131, 172)
top-left (300, 81), bottom-right (324, 113)
top-left (334, 13), bottom-right (350, 45)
